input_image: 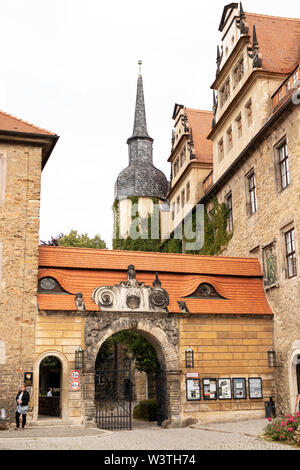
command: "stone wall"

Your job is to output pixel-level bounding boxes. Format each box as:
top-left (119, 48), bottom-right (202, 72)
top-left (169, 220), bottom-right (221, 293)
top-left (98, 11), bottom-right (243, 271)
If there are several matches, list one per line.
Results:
top-left (0, 143), bottom-right (42, 422)
top-left (180, 314), bottom-right (274, 420)
top-left (212, 104), bottom-right (300, 414)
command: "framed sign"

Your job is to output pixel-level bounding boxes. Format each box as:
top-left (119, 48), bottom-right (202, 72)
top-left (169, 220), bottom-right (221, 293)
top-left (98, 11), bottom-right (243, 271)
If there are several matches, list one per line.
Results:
top-left (248, 378), bottom-right (263, 399)
top-left (186, 379), bottom-right (201, 401)
top-left (24, 372), bottom-right (33, 387)
top-left (203, 378), bottom-right (217, 400)
top-left (233, 378), bottom-right (247, 399)
top-left (218, 378), bottom-right (232, 400)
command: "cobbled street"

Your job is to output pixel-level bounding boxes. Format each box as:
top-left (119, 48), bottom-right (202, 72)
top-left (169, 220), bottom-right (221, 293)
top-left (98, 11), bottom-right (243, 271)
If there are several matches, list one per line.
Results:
top-left (0, 419), bottom-right (299, 451)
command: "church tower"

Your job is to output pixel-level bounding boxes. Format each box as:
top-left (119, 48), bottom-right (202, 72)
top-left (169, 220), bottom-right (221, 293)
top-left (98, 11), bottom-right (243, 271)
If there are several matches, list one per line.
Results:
top-left (114, 62), bottom-right (169, 249)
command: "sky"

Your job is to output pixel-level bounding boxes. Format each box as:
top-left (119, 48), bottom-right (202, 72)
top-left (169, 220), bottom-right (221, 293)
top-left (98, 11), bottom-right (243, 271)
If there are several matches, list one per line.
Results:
top-left (0, 0), bottom-right (298, 248)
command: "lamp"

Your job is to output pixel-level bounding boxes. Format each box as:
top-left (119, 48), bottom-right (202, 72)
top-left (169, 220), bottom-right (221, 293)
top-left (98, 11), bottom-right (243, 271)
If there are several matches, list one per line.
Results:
top-left (185, 347), bottom-right (194, 368)
top-left (268, 347), bottom-right (277, 368)
top-left (75, 346), bottom-right (85, 370)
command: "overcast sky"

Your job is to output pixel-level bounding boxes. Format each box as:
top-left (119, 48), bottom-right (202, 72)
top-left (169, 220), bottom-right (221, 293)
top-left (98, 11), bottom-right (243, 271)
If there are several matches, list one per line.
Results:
top-left (0, 0), bottom-right (298, 248)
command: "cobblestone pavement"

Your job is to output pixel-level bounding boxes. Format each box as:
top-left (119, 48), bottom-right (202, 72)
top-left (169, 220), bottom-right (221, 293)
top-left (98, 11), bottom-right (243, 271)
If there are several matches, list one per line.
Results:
top-left (0, 419), bottom-right (298, 450)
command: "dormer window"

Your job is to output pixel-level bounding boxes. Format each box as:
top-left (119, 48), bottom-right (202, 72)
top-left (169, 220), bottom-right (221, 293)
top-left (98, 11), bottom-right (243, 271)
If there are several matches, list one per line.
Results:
top-left (38, 277), bottom-right (68, 294)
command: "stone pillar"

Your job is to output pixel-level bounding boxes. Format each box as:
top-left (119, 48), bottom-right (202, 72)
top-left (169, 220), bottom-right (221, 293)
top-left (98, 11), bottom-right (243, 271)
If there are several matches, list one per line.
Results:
top-left (166, 369), bottom-right (181, 425)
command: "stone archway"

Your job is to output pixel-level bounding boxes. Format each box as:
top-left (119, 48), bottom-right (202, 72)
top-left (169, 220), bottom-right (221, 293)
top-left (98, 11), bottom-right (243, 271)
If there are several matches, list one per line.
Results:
top-left (33, 351), bottom-right (69, 422)
top-left (83, 314), bottom-right (181, 426)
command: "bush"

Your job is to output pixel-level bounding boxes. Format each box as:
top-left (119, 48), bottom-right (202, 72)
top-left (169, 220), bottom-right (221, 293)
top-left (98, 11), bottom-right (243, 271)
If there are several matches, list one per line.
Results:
top-left (264, 412), bottom-right (300, 445)
top-left (133, 399), bottom-right (157, 422)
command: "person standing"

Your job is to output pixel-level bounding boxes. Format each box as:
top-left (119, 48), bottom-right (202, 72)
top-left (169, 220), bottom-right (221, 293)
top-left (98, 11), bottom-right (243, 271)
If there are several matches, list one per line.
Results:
top-left (15, 384), bottom-right (30, 430)
top-left (47, 387), bottom-right (53, 397)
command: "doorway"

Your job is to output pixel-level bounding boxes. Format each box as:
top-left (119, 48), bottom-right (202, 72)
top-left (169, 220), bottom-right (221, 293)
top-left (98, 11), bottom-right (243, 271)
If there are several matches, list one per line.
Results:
top-left (38, 355), bottom-right (61, 417)
top-left (94, 330), bottom-right (167, 430)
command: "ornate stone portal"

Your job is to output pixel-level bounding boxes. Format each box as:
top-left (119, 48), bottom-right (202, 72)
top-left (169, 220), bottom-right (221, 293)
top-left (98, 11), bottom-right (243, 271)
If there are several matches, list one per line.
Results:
top-left (83, 266), bottom-right (181, 426)
top-left (92, 265), bottom-right (169, 313)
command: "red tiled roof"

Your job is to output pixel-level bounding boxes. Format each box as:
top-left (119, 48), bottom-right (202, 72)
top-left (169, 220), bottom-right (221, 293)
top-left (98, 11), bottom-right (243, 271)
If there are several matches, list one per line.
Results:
top-left (245, 12), bottom-right (300, 74)
top-left (0, 109), bottom-right (56, 136)
top-left (38, 246), bottom-right (272, 316)
top-left (185, 109), bottom-right (213, 164)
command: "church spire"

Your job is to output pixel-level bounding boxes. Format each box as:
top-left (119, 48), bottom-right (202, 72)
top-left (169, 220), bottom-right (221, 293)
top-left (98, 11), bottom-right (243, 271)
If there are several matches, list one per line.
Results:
top-left (128, 60), bottom-right (152, 143)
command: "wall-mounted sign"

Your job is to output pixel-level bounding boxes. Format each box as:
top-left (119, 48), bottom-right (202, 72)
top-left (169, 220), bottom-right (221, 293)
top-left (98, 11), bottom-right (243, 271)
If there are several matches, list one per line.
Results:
top-left (218, 378), bottom-right (232, 400)
top-left (186, 373), bottom-right (199, 379)
top-left (71, 370), bottom-right (80, 380)
top-left (186, 379), bottom-right (201, 401)
top-left (70, 380), bottom-right (81, 392)
top-left (233, 378), bottom-right (247, 399)
top-left (24, 372), bottom-right (33, 387)
top-left (248, 378), bottom-right (263, 399)
top-left (203, 378), bottom-right (217, 400)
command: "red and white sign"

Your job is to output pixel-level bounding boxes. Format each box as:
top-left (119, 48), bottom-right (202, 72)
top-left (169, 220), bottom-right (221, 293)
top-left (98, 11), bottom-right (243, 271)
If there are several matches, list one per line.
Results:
top-left (71, 370), bottom-right (80, 380)
top-left (70, 380), bottom-right (81, 391)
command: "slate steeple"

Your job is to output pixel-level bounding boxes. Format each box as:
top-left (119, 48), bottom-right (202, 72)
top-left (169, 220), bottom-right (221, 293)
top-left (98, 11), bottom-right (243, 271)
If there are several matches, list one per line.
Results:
top-left (115, 62), bottom-right (168, 200)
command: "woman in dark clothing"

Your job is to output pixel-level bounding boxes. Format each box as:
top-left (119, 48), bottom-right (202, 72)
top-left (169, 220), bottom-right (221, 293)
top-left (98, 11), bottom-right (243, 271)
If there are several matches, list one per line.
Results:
top-left (15, 384), bottom-right (30, 430)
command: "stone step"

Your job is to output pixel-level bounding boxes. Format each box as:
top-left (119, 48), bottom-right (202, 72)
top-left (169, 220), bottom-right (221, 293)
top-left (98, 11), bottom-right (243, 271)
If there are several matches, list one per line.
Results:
top-left (28, 419), bottom-right (70, 427)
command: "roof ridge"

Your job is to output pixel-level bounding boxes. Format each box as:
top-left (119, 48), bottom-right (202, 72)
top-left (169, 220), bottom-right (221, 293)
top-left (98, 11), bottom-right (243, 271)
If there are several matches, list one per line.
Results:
top-left (0, 108), bottom-right (56, 135)
top-left (186, 108), bottom-right (213, 114)
top-left (38, 245), bottom-right (259, 262)
top-left (245, 11), bottom-right (300, 22)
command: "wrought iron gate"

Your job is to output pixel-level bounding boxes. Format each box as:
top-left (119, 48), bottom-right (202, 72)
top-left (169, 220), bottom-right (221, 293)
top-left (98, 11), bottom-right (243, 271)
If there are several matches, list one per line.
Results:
top-left (95, 362), bottom-right (132, 430)
top-left (156, 368), bottom-right (168, 425)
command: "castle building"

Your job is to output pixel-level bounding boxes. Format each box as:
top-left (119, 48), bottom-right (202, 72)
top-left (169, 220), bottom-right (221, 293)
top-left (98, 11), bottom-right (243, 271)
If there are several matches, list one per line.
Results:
top-left (198, 3), bottom-right (300, 414)
top-left (0, 108), bottom-right (58, 419)
top-left (161, 105), bottom-right (213, 245)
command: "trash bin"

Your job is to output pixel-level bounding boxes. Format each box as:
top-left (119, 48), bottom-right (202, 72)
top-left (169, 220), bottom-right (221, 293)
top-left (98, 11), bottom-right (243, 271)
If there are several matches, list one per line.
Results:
top-left (265, 397), bottom-right (276, 419)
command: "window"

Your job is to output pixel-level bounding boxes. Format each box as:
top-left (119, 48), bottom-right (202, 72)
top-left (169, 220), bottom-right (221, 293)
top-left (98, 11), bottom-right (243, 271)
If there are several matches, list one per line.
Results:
top-left (227, 126), bottom-right (233, 151)
top-left (171, 203), bottom-right (175, 221)
top-left (285, 228), bottom-right (297, 278)
top-left (278, 141), bottom-right (290, 190)
top-left (218, 138), bottom-right (224, 161)
top-left (233, 57), bottom-right (244, 88)
top-left (220, 78), bottom-right (230, 107)
top-left (176, 196), bottom-right (180, 213)
top-left (173, 158), bottom-right (179, 178)
top-left (186, 182), bottom-right (190, 202)
top-left (246, 100), bottom-right (252, 127)
top-left (181, 189), bottom-right (185, 208)
top-left (248, 172), bottom-right (257, 215)
top-left (236, 114), bottom-right (243, 138)
top-left (293, 69), bottom-right (299, 87)
top-left (226, 193), bottom-right (233, 232)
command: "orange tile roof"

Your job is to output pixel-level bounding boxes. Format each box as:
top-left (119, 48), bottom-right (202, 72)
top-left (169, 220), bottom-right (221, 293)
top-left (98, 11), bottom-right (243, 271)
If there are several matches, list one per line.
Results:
top-left (38, 246), bottom-right (272, 316)
top-left (245, 12), bottom-right (300, 74)
top-left (185, 109), bottom-right (213, 164)
top-left (0, 108), bottom-right (56, 136)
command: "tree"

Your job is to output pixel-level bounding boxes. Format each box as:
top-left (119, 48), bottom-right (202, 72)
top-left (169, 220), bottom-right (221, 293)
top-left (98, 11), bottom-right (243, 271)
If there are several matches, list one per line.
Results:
top-left (40, 230), bottom-right (107, 249)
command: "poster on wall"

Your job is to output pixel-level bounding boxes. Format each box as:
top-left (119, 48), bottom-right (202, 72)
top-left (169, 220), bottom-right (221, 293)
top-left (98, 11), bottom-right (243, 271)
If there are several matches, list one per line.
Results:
top-left (232, 378), bottom-right (247, 399)
top-left (218, 378), bottom-right (232, 400)
top-left (203, 378), bottom-right (217, 400)
top-left (248, 378), bottom-right (263, 399)
top-left (186, 379), bottom-right (201, 401)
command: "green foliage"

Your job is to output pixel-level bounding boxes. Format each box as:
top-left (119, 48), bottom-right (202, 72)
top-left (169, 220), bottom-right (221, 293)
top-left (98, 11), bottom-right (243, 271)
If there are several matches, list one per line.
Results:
top-left (57, 230), bottom-right (107, 249)
top-left (264, 413), bottom-right (300, 445)
top-left (40, 356), bottom-right (60, 370)
top-left (41, 230), bottom-right (107, 249)
top-left (200, 198), bottom-right (233, 256)
top-left (161, 237), bottom-right (182, 253)
top-left (97, 330), bottom-right (159, 373)
top-left (133, 399), bottom-right (157, 422)
top-left (113, 197), bottom-right (161, 252)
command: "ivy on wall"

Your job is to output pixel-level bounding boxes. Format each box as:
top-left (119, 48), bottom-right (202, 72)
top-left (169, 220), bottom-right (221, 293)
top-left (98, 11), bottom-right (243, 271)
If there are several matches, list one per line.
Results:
top-left (113, 197), bottom-right (162, 252)
top-left (113, 196), bottom-right (233, 256)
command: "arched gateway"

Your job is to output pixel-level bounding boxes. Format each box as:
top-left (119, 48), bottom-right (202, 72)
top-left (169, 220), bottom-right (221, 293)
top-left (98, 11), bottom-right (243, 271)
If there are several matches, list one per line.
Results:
top-left (83, 266), bottom-right (181, 427)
